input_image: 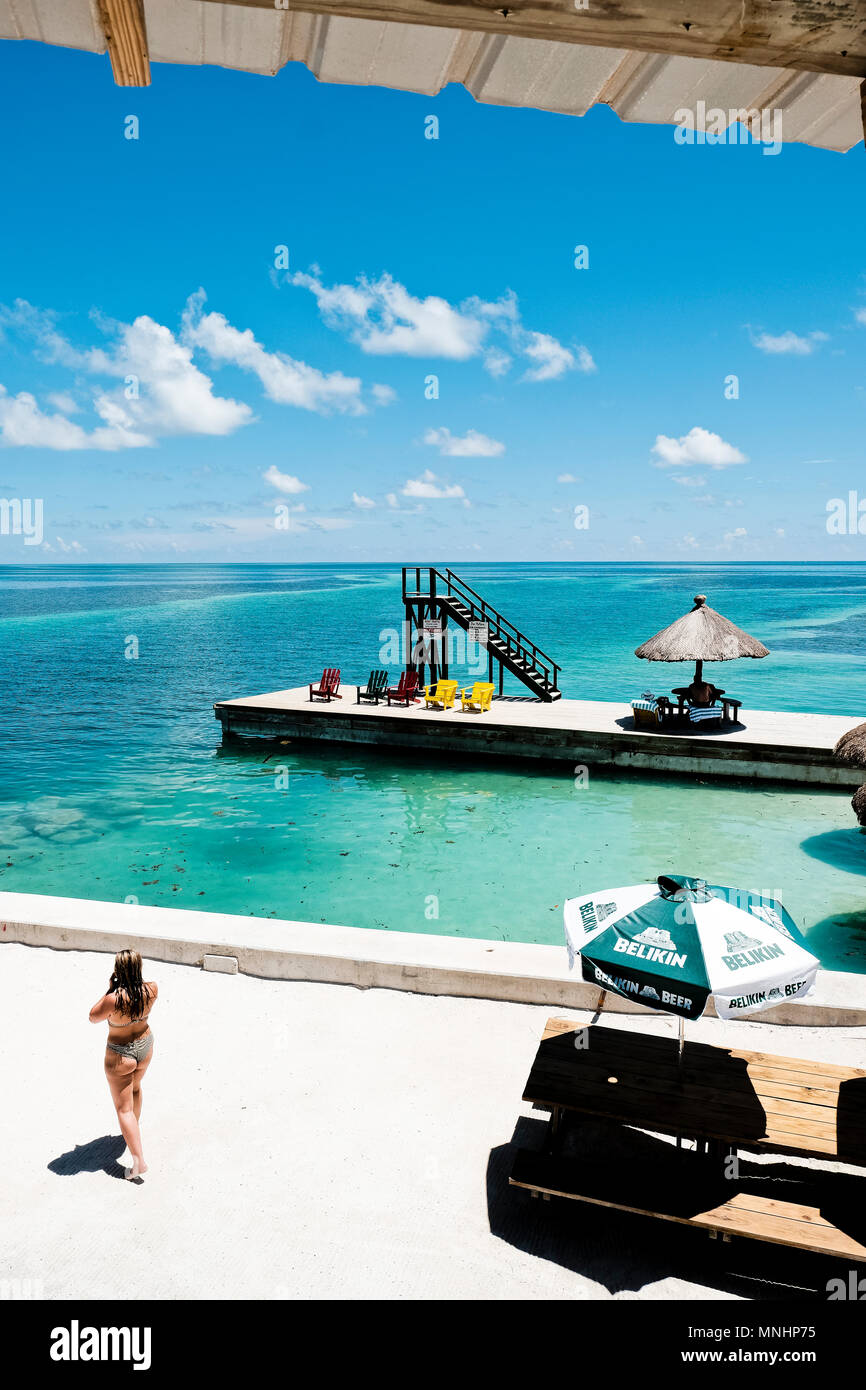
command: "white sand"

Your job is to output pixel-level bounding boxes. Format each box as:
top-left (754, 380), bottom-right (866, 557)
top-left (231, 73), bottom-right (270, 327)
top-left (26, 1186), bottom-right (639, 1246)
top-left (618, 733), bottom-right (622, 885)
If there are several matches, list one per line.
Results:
top-left (3, 941), bottom-right (866, 1301)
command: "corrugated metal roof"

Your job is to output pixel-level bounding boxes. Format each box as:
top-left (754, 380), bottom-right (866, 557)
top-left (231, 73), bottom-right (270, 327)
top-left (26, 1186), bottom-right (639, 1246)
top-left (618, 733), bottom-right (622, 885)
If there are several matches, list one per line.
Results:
top-left (0, 0), bottom-right (861, 152)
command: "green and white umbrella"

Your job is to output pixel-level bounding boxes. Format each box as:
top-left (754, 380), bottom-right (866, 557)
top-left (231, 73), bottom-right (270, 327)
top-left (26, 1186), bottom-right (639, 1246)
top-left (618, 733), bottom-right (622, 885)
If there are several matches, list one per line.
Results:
top-left (564, 874), bottom-right (819, 1022)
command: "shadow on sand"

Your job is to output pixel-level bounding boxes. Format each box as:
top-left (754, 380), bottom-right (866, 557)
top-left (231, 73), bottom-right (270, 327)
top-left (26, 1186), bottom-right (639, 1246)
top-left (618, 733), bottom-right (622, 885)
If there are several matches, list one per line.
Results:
top-left (487, 1116), bottom-right (866, 1300)
top-left (48, 1134), bottom-right (127, 1180)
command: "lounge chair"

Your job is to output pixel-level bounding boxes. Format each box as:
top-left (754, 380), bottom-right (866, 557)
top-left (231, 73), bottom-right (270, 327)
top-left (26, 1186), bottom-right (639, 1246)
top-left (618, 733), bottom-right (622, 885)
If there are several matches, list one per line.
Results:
top-left (631, 693), bottom-right (664, 728)
top-left (688, 704), bottom-right (723, 727)
top-left (460, 682), bottom-right (494, 713)
top-left (423, 679), bottom-right (459, 710)
top-left (386, 670), bottom-right (420, 706)
top-left (356, 669), bottom-right (389, 705)
top-left (309, 667), bottom-right (341, 702)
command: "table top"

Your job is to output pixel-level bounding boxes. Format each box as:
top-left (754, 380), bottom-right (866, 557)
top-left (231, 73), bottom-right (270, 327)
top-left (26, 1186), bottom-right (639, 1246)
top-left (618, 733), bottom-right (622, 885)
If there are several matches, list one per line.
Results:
top-left (521, 1019), bottom-right (866, 1161)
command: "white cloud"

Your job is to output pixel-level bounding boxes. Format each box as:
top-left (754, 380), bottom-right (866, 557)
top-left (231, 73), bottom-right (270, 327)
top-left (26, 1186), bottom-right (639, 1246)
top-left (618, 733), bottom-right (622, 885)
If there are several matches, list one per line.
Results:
top-left (47, 392), bottom-right (80, 414)
top-left (402, 469), bottom-right (466, 501)
top-left (681, 534), bottom-right (700, 549)
top-left (423, 427), bottom-right (504, 458)
top-left (183, 291), bottom-right (364, 415)
top-left (0, 299), bottom-right (253, 449)
top-left (190, 509), bottom-right (352, 540)
top-left (262, 465), bottom-right (310, 495)
top-left (371, 383), bottom-right (397, 406)
top-left (385, 491), bottom-right (423, 514)
top-left (723, 526), bottom-right (747, 543)
top-left (307, 516), bottom-right (353, 532)
top-left (0, 388), bottom-right (96, 450)
top-left (557, 473), bottom-right (578, 483)
top-left (671, 474), bottom-right (708, 487)
top-left (521, 332), bottom-right (595, 382)
top-left (291, 270), bottom-right (590, 386)
top-left (55, 536), bottom-right (87, 554)
top-left (855, 308), bottom-right (866, 326)
top-left (751, 329), bottom-right (828, 355)
top-left (652, 427), bottom-right (747, 470)
top-left (81, 314), bottom-right (252, 440)
top-left (352, 491), bottom-right (375, 509)
top-left (291, 271), bottom-right (486, 360)
top-left (484, 348), bottom-right (512, 378)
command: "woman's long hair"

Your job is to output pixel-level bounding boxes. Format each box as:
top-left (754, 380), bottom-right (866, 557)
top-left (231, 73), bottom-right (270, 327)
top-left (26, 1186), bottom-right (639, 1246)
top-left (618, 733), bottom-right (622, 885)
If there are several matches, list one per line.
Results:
top-left (108, 950), bottom-right (151, 1019)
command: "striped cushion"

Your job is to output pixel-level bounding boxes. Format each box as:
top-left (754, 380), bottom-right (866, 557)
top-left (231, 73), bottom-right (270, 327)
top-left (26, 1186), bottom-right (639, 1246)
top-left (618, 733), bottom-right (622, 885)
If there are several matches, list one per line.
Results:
top-left (689, 704), bottom-right (722, 723)
top-left (631, 698), bottom-right (659, 713)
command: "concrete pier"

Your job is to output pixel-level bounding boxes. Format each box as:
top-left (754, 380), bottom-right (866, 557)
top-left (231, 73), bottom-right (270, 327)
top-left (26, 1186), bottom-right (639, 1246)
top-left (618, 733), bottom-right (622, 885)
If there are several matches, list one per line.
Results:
top-left (213, 686), bottom-right (865, 787)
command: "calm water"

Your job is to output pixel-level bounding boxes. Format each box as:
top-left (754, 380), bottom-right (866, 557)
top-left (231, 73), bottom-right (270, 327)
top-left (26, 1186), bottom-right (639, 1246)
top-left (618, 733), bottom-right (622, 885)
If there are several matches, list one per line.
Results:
top-left (1, 562), bottom-right (865, 970)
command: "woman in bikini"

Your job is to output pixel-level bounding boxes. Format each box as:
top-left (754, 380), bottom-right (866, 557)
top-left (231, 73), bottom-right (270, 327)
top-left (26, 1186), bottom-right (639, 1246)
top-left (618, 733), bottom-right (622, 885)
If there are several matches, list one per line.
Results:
top-left (89, 950), bottom-right (158, 1180)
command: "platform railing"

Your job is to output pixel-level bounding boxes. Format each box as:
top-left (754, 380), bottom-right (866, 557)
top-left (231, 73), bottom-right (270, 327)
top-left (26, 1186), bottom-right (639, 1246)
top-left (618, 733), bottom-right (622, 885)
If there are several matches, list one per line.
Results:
top-left (401, 565), bottom-right (561, 692)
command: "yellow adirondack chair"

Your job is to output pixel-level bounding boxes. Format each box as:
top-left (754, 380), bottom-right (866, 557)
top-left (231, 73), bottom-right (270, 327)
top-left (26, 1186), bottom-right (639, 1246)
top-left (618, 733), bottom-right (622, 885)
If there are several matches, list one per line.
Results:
top-left (423, 679), bottom-right (459, 710)
top-left (460, 682), bottom-right (494, 712)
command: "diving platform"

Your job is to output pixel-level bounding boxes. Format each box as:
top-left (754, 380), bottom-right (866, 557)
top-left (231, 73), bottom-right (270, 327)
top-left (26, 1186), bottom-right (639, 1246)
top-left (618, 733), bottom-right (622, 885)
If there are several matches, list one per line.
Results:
top-left (401, 566), bottom-right (562, 701)
top-left (213, 687), bottom-right (865, 787)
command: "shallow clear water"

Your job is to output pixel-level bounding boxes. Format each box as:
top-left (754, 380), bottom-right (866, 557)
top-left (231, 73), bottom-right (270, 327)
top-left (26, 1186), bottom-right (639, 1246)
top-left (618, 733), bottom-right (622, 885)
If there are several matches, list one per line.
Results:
top-left (1, 562), bottom-right (865, 971)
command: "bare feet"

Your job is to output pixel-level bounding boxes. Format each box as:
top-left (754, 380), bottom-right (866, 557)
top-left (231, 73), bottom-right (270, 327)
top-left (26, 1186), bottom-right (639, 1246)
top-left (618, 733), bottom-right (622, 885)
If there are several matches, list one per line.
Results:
top-left (126, 1158), bottom-right (148, 1180)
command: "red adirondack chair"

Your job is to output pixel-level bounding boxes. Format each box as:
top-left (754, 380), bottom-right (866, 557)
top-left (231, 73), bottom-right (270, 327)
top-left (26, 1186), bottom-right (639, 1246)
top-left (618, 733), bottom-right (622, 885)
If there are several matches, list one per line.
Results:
top-left (387, 670), bottom-right (420, 706)
top-left (309, 667), bottom-right (342, 702)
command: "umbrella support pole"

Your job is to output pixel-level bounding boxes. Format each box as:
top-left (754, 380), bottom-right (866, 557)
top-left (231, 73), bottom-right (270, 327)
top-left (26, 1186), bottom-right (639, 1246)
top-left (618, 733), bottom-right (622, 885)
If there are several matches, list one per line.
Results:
top-left (589, 988), bottom-right (607, 1024)
top-left (676, 1016), bottom-right (685, 1151)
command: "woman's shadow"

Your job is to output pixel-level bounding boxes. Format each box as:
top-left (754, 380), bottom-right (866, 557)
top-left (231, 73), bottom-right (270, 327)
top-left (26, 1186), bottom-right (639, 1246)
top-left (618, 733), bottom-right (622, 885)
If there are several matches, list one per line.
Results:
top-left (48, 1135), bottom-right (127, 1180)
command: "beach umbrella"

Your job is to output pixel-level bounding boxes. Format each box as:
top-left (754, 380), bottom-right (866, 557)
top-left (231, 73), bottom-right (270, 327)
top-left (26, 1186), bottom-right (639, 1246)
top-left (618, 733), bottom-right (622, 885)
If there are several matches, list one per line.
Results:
top-left (833, 722), bottom-right (866, 826)
top-left (564, 875), bottom-right (819, 1039)
top-left (634, 594), bottom-right (769, 689)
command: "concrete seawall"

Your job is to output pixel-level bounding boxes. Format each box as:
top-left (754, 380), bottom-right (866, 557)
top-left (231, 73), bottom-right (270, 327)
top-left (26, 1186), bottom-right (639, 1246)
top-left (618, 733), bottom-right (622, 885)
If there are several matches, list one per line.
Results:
top-left (213, 688), bottom-right (865, 787)
top-left (3, 891), bottom-right (864, 1026)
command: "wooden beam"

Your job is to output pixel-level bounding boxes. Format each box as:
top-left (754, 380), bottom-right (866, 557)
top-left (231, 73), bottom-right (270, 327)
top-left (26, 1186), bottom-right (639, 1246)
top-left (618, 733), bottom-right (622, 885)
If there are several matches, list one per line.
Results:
top-left (96, 0), bottom-right (151, 87)
top-left (204, 0), bottom-right (866, 79)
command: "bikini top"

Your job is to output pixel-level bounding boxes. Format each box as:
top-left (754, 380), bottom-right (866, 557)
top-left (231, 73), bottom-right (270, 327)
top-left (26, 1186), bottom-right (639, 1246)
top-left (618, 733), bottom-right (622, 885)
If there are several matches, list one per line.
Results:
top-left (108, 989), bottom-right (154, 1028)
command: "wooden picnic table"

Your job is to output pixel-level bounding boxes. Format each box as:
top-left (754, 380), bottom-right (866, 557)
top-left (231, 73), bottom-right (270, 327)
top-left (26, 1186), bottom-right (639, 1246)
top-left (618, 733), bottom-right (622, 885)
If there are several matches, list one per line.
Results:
top-left (509, 1019), bottom-right (866, 1261)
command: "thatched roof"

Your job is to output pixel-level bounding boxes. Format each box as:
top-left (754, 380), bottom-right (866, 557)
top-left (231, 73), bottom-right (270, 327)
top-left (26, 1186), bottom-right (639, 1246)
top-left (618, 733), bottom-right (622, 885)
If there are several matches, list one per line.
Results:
top-left (834, 722), bottom-right (866, 766)
top-left (635, 595), bottom-right (770, 663)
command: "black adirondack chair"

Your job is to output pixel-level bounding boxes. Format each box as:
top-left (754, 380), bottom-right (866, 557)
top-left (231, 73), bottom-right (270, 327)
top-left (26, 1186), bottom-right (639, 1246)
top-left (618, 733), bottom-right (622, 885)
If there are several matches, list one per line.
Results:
top-left (356, 669), bottom-right (389, 705)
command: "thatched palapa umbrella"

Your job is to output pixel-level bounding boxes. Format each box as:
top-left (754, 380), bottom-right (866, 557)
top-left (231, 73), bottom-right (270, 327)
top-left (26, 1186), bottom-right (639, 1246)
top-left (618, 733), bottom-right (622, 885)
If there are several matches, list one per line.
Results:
top-left (833, 724), bottom-right (866, 826)
top-left (635, 594), bottom-right (769, 700)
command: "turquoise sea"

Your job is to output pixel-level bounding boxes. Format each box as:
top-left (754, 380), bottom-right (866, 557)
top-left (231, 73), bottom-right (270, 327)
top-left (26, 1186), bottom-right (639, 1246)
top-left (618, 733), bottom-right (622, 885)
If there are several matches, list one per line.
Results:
top-left (1, 562), bottom-right (865, 970)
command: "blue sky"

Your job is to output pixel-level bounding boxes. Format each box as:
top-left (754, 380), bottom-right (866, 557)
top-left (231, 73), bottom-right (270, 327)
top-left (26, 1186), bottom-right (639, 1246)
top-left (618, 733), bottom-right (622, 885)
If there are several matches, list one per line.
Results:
top-left (0, 38), bottom-right (864, 563)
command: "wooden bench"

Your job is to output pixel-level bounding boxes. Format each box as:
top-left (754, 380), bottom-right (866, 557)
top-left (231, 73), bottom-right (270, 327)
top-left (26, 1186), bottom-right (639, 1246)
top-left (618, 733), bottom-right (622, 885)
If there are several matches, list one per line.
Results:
top-left (508, 1019), bottom-right (866, 1261)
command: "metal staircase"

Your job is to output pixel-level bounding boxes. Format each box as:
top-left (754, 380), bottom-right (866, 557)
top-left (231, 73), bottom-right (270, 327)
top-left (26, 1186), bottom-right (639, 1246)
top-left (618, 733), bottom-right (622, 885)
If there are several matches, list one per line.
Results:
top-left (401, 566), bottom-right (562, 702)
